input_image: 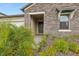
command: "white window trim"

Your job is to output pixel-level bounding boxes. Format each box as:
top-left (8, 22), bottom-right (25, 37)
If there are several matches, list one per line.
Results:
top-left (70, 9), bottom-right (77, 20)
top-left (58, 9), bottom-right (77, 32)
top-left (29, 12), bottom-right (45, 15)
top-left (59, 12), bottom-right (70, 30)
top-left (58, 30), bottom-right (72, 32)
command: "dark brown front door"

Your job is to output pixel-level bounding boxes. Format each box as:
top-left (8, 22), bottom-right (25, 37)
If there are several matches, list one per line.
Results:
top-left (38, 21), bottom-right (43, 33)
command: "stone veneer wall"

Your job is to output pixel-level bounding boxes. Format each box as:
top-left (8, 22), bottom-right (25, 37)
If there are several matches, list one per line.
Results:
top-left (24, 3), bottom-right (79, 36)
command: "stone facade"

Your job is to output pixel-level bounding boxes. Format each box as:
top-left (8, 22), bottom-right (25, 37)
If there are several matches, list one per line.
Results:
top-left (24, 3), bottom-right (79, 36)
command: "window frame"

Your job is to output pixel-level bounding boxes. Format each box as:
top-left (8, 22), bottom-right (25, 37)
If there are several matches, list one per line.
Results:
top-left (58, 10), bottom-right (73, 32)
top-left (59, 13), bottom-right (70, 30)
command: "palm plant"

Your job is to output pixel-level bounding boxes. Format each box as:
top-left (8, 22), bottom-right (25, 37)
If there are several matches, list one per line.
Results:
top-left (0, 22), bottom-right (35, 56)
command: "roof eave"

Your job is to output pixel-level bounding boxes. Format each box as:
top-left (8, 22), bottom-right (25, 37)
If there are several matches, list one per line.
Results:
top-left (0, 14), bottom-right (24, 18)
top-left (21, 3), bottom-right (33, 12)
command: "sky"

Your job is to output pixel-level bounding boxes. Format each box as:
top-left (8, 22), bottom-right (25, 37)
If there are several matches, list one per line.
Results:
top-left (0, 3), bottom-right (28, 15)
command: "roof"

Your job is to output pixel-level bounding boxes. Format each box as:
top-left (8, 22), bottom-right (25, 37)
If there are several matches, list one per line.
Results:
top-left (0, 12), bottom-right (7, 16)
top-left (21, 3), bottom-right (33, 12)
top-left (0, 14), bottom-right (24, 18)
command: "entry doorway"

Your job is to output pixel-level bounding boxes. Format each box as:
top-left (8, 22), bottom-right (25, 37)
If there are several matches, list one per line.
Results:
top-left (38, 21), bottom-right (43, 33)
top-left (30, 12), bottom-right (44, 35)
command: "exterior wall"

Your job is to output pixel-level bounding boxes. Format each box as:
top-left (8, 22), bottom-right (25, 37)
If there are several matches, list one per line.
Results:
top-left (0, 16), bottom-right (25, 27)
top-left (0, 13), bottom-right (6, 16)
top-left (0, 14), bottom-right (5, 16)
top-left (24, 3), bottom-right (79, 36)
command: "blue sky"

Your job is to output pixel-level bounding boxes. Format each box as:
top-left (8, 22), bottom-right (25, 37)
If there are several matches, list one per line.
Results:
top-left (0, 3), bottom-right (27, 15)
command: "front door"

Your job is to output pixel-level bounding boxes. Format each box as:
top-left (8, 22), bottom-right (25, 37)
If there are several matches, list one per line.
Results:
top-left (38, 21), bottom-right (43, 34)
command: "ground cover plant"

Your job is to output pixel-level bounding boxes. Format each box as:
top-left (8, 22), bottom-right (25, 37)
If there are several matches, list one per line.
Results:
top-left (38, 35), bottom-right (79, 56)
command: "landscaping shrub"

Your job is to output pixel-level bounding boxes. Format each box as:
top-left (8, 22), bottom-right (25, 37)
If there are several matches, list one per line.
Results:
top-left (0, 22), bottom-right (35, 56)
top-left (39, 35), bottom-right (79, 56)
top-left (39, 46), bottom-right (57, 56)
top-left (39, 36), bottom-right (69, 56)
top-left (69, 42), bottom-right (79, 54)
top-left (0, 22), bottom-right (79, 56)
top-left (39, 35), bottom-right (48, 46)
top-left (37, 35), bottom-right (48, 51)
top-left (53, 38), bottom-right (69, 54)
top-left (17, 26), bottom-right (35, 56)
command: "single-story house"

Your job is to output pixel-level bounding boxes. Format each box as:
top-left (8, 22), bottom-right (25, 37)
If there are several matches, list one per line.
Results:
top-left (21, 3), bottom-right (79, 36)
top-left (1, 3), bottom-right (79, 43)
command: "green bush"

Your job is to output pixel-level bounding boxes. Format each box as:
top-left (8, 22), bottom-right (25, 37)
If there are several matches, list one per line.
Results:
top-left (39, 46), bottom-right (57, 56)
top-left (1, 22), bottom-right (79, 56)
top-left (0, 22), bottom-right (35, 56)
top-left (53, 38), bottom-right (69, 54)
top-left (37, 35), bottom-right (48, 51)
top-left (40, 35), bottom-right (47, 46)
top-left (39, 35), bottom-right (79, 55)
top-left (69, 42), bottom-right (79, 54)
top-left (17, 26), bottom-right (35, 56)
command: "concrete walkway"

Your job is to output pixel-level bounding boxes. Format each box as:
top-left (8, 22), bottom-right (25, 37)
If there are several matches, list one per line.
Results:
top-left (34, 35), bottom-right (42, 44)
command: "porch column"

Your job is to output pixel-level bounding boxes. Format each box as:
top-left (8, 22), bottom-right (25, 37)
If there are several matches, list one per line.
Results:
top-left (25, 13), bottom-right (31, 29)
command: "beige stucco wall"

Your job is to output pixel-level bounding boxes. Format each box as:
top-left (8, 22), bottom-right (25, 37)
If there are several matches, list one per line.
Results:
top-left (0, 14), bottom-right (5, 16)
top-left (0, 16), bottom-right (25, 27)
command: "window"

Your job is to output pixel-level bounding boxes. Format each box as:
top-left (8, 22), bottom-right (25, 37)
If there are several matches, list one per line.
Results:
top-left (59, 10), bottom-right (73, 30)
top-left (60, 14), bottom-right (69, 29)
